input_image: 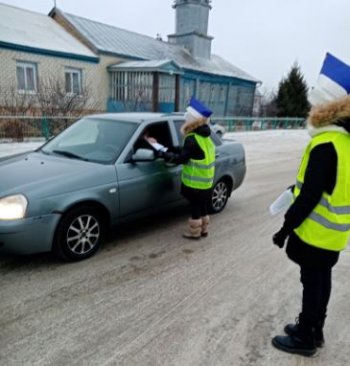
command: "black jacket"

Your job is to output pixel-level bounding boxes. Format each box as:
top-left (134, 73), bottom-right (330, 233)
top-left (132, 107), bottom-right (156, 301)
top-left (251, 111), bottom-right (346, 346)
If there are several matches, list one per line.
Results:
top-left (165, 124), bottom-right (211, 165)
top-left (282, 106), bottom-right (350, 268)
top-left (285, 143), bottom-right (339, 268)
top-left (164, 123), bottom-right (213, 201)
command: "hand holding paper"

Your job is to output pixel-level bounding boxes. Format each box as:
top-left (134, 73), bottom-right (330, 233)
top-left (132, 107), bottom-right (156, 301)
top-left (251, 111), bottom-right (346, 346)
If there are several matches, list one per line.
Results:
top-left (269, 188), bottom-right (293, 216)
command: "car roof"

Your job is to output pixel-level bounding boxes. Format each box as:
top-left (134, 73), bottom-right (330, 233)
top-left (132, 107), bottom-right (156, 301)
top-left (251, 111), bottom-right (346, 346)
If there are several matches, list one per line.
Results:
top-left (84, 112), bottom-right (185, 124)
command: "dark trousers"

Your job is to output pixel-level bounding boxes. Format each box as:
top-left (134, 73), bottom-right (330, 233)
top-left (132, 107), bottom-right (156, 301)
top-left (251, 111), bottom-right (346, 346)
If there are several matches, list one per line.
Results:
top-left (190, 200), bottom-right (208, 219)
top-left (181, 184), bottom-right (211, 220)
top-left (299, 266), bottom-right (332, 328)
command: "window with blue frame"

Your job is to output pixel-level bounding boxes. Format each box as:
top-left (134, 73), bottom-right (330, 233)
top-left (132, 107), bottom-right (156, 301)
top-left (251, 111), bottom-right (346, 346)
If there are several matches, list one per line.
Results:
top-left (110, 71), bottom-right (153, 102)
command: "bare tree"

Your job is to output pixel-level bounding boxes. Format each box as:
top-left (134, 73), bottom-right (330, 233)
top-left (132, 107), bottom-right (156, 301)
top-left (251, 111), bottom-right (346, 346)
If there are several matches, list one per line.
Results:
top-left (0, 79), bottom-right (101, 140)
top-left (0, 85), bottom-right (36, 115)
top-left (34, 77), bottom-right (103, 136)
top-left (0, 85), bottom-right (37, 141)
top-left (36, 77), bottom-right (92, 116)
top-left (258, 88), bottom-right (278, 117)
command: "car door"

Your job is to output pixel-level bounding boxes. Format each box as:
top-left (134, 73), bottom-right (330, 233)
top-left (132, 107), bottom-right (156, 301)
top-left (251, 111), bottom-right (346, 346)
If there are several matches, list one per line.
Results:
top-left (116, 121), bottom-right (182, 218)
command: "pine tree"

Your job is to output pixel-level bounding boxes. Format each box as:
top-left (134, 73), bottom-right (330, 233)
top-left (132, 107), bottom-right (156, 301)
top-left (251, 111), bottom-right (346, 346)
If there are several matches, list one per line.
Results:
top-left (276, 63), bottom-right (310, 118)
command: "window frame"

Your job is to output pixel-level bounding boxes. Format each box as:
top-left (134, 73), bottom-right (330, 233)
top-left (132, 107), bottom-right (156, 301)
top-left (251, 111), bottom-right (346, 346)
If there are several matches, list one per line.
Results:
top-left (65, 67), bottom-right (83, 95)
top-left (16, 61), bottom-right (38, 94)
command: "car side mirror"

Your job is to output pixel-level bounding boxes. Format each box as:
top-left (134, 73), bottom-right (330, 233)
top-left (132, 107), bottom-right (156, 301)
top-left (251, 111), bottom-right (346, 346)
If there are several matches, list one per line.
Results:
top-left (131, 148), bottom-right (156, 162)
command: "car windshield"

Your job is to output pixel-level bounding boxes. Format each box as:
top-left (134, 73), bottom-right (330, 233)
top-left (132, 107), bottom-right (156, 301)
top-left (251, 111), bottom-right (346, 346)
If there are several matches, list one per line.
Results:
top-left (41, 117), bottom-right (137, 164)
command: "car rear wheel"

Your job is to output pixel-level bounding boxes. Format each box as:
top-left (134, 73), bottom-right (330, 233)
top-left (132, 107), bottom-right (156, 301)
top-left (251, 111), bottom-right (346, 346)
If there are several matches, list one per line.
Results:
top-left (209, 179), bottom-right (229, 213)
top-left (53, 206), bottom-right (105, 261)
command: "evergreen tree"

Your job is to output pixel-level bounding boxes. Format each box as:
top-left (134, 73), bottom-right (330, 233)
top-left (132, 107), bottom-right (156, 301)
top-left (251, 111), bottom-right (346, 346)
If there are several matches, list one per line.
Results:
top-left (276, 63), bottom-right (310, 117)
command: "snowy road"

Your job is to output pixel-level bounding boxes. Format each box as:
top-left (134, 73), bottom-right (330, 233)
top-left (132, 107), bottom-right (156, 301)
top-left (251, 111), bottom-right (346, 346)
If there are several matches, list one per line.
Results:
top-left (1, 130), bottom-right (350, 365)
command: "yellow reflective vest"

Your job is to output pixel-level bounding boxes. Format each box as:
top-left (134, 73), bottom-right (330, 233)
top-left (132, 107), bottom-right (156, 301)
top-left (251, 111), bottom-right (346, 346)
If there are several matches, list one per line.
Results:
top-left (294, 131), bottom-right (350, 251)
top-left (181, 133), bottom-right (215, 190)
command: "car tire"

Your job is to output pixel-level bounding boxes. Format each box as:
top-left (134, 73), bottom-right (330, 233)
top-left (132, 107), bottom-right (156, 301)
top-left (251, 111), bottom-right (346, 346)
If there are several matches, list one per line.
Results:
top-left (53, 205), bottom-right (105, 261)
top-left (209, 179), bottom-right (229, 214)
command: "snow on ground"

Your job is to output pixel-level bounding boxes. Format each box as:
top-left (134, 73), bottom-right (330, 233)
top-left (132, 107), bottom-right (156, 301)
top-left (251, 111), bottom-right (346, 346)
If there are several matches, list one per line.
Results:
top-left (0, 141), bottom-right (45, 158)
top-left (0, 129), bottom-right (310, 159)
top-left (225, 129), bottom-right (310, 164)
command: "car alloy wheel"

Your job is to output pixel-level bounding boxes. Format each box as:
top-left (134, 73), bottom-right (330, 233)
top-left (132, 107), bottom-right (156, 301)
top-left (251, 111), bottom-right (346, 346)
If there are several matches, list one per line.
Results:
top-left (54, 206), bottom-right (104, 261)
top-left (67, 214), bottom-right (99, 254)
top-left (210, 180), bottom-right (229, 213)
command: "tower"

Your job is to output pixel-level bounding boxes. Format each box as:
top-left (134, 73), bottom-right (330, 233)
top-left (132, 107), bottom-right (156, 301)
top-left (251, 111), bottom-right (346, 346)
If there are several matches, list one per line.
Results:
top-left (168, 0), bottom-right (213, 59)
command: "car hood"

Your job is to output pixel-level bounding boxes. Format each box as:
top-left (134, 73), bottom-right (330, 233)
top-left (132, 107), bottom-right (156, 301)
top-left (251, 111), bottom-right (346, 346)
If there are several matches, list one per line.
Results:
top-left (0, 152), bottom-right (117, 198)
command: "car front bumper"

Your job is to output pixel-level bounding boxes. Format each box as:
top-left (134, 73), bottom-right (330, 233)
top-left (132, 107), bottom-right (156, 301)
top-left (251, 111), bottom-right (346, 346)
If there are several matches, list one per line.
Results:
top-left (0, 213), bottom-right (61, 255)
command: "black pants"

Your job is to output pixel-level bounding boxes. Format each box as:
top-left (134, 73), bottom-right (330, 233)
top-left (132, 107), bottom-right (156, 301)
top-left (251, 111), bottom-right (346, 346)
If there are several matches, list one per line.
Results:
top-left (190, 200), bottom-right (208, 219)
top-left (299, 266), bottom-right (332, 328)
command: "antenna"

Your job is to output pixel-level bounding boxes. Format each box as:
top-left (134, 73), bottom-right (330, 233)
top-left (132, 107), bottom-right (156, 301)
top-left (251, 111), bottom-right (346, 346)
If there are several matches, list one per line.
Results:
top-left (53, 0), bottom-right (57, 7)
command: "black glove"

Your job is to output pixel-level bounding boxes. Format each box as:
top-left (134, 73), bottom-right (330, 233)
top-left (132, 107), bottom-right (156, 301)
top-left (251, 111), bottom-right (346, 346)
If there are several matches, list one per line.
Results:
top-left (156, 149), bottom-right (166, 158)
top-left (273, 227), bottom-right (289, 249)
top-left (162, 151), bottom-right (175, 162)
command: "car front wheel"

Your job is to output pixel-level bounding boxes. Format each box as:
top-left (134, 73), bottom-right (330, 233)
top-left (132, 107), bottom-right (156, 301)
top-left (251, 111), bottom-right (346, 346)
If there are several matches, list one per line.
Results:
top-left (209, 179), bottom-right (229, 214)
top-left (53, 206), bottom-right (105, 261)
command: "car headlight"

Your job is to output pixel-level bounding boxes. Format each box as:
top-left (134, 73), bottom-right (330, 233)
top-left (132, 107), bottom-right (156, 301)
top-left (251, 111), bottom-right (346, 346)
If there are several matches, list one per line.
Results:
top-left (0, 194), bottom-right (28, 220)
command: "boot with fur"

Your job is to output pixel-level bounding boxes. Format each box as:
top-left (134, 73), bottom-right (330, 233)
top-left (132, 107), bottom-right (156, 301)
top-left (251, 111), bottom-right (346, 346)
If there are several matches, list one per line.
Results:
top-left (183, 218), bottom-right (202, 239)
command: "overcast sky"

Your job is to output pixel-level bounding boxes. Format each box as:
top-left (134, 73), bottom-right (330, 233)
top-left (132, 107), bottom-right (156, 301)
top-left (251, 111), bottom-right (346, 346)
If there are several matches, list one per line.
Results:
top-left (2, 0), bottom-right (350, 93)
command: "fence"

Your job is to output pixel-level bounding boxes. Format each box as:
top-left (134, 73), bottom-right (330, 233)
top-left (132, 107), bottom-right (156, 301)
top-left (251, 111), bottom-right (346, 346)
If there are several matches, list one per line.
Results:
top-left (0, 116), bottom-right (79, 141)
top-left (211, 117), bottom-right (305, 132)
top-left (0, 115), bottom-right (305, 141)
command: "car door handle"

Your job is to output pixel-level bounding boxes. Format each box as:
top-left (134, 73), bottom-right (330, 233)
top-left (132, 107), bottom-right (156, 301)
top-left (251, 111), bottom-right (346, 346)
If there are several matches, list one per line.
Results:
top-left (215, 153), bottom-right (220, 158)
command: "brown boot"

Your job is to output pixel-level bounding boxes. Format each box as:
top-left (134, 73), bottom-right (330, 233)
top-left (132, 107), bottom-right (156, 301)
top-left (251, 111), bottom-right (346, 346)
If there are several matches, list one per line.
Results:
top-left (201, 215), bottom-right (210, 237)
top-left (183, 218), bottom-right (202, 239)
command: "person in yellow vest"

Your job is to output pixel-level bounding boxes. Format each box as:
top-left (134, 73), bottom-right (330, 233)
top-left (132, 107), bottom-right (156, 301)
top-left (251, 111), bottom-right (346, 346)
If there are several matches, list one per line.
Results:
top-left (271, 94), bottom-right (350, 356)
top-left (161, 97), bottom-right (215, 239)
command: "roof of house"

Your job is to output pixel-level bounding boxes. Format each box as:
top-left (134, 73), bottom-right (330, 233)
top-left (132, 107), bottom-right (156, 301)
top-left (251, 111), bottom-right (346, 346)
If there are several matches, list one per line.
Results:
top-left (53, 9), bottom-right (260, 83)
top-left (108, 59), bottom-right (184, 74)
top-left (0, 3), bottom-right (98, 62)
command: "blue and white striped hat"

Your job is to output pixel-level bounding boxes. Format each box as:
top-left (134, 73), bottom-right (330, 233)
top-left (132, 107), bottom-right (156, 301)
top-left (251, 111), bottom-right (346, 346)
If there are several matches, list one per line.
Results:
top-left (185, 97), bottom-right (213, 121)
top-left (309, 53), bottom-right (350, 105)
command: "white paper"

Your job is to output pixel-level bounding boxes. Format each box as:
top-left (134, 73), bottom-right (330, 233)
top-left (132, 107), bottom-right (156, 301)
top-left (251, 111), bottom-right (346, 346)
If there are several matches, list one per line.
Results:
top-left (269, 189), bottom-right (293, 216)
top-left (151, 142), bottom-right (168, 152)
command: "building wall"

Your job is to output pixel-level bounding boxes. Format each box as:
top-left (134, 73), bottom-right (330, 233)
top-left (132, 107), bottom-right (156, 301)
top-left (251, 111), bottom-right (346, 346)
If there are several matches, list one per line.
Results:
top-left (94, 54), bottom-right (126, 110)
top-left (169, 34), bottom-right (212, 59)
top-left (0, 48), bottom-right (125, 113)
top-left (180, 71), bottom-right (256, 116)
top-left (108, 68), bottom-right (256, 116)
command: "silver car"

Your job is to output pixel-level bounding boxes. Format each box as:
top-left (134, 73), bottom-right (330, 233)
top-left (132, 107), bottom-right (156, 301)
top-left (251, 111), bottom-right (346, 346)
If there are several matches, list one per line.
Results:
top-left (0, 113), bottom-right (246, 261)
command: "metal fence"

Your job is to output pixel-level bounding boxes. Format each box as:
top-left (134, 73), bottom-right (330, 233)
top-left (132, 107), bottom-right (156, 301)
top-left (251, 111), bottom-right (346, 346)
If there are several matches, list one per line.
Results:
top-left (211, 117), bottom-right (305, 132)
top-left (0, 116), bottom-right (79, 141)
top-left (0, 115), bottom-right (305, 141)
